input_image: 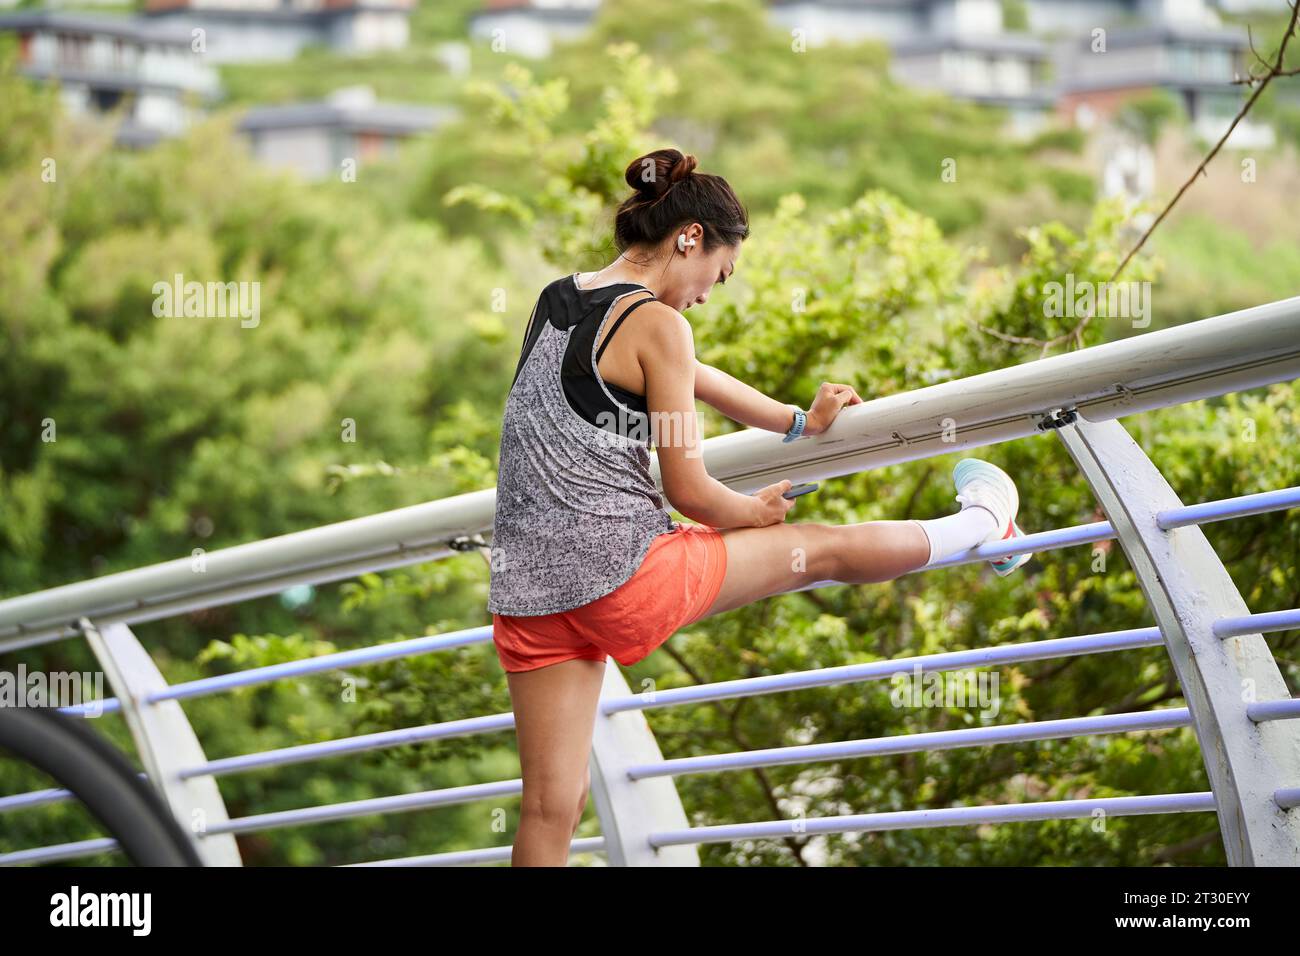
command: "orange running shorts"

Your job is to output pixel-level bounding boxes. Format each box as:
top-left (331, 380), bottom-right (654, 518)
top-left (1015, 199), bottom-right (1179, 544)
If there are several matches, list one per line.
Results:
top-left (491, 522), bottom-right (728, 673)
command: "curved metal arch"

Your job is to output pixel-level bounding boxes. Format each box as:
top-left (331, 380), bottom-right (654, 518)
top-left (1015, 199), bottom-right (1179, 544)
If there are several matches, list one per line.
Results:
top-left (78, 618), bottom-right (242, 866)
top-left (587, 662), bottom-right (699, 866)
top-left (1053, 414), bottom-right (1300, 865)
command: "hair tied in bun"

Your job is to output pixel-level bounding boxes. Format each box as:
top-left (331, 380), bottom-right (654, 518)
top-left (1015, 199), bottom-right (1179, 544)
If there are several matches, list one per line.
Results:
top-left (670, 152), bottom-right (698, 184)
top-left (614, 148), bottom-right (750, 254)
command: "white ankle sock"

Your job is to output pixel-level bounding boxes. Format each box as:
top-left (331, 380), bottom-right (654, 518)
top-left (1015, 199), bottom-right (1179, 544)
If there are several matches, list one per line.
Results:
top-left (911, 506), bottom-right (999, 566)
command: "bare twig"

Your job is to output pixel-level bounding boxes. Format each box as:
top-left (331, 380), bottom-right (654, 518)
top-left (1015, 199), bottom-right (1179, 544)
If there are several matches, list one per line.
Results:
top-left (1111, 0), bottom-right (1298, 282)
top-left (1233, 66), bottom-right (1300, 85)
top-left (1244, 25), bottom-right (1275, 76)
top-left (977, 0), bottom-right (1300, 356)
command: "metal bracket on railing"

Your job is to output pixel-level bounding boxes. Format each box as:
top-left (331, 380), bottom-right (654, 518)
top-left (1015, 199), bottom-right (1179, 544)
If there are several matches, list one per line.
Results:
top-left (1111, 383), bottom-right (1137, 407)
top-left (448, 534), bottom-right (493, 566)
top-left (447, 534), bottom-right (488, 551)
top-left (1035, 406), bottom-right (1078, 431)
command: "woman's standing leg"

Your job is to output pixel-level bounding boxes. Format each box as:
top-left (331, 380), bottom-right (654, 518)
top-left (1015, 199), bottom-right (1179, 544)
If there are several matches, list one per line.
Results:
top-left (505, 657), bottom-right (607, 866)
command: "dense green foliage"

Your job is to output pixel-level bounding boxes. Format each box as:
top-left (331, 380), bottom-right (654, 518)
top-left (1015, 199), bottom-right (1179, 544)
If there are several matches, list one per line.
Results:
top-left (1, 1), bottom-right (1297, 866)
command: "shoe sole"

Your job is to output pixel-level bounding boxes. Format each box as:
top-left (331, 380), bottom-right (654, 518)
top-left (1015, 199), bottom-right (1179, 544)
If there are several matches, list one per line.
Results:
top-left (990, 520), bottom-right (1033, 576)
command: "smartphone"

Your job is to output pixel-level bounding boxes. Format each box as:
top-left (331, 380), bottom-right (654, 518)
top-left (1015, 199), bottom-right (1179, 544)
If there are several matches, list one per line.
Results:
top-left (782, 481), bottom-right (819, 500)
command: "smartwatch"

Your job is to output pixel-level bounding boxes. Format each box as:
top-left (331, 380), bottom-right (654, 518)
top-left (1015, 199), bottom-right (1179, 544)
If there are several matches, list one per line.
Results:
top-left (783, 409), bottom-right (807, 443)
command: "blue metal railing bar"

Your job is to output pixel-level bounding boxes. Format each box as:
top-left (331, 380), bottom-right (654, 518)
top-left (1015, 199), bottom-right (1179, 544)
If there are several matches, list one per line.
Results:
top-left (55, 625), bottom-right (494, 716)
top-left (625, 708), bottom-right (1194, 781)
top-left (199, 778), bottom-right (526, 837)
top-left (186, 712), bottom-right (517, 780)
top-left (601, 627), bottom-right (1166, 715)
top-left (1245, 699), bottom-right (1300, 723)
top-left (648, 793), bottom-right (1220, 849)
top-left (1275, 790), bottom-right (1300, 811)
top-left (342, 837), bottom-right (608, 867)
top-left (0, 837), bottom-right (120, 867)
top-left (0, 827), bottom-right (606, 869)
top-left (1157, 485), bottom-right (1300, 530)
top-left (1213, 608), bottom-right (1300, 639)
top-left (0, 776), bottom-right (145, 814)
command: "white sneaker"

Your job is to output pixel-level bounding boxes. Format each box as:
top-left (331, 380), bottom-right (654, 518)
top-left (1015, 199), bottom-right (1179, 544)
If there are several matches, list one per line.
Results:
top-left (951, 458), bottom-right (1033, 576)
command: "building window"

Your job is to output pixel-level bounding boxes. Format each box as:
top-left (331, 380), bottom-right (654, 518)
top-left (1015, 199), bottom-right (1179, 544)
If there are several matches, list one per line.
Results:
top-left (59, 35), bottom-right (90, 69)
top-left (1201, 46), bottom-right (1231, 80)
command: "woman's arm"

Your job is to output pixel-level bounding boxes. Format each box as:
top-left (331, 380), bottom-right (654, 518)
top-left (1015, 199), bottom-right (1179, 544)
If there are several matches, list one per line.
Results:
top-left (694, 361), bottom-right (864, 436)
top-left (694, 361), bottom-right (802, 434)
top-left (642, 317), bottom-right (773, 529)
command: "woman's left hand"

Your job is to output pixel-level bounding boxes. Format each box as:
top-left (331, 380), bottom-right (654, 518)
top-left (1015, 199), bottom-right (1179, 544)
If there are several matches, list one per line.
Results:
top-left (804, 382), bottom-right (863, 436)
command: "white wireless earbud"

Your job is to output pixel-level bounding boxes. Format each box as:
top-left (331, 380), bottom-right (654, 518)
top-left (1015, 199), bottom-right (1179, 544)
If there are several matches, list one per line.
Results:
top-left (677, 234), bottom-right (696, 252)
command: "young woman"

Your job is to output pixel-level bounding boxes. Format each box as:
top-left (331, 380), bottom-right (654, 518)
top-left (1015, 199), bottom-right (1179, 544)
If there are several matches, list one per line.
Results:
top-left (487, 148), bottom-right (1032, 866)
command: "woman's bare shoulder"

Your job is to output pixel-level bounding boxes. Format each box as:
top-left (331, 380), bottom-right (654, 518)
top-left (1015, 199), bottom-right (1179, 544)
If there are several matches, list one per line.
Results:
top-left (633, 299), bottom-right (694, 361)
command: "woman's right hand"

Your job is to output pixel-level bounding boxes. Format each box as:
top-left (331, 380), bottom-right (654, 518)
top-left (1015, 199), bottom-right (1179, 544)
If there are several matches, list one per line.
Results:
top-left (750, 479), bottom-right (797, 527)
top-left (804, 381), bottom-right (863, 436)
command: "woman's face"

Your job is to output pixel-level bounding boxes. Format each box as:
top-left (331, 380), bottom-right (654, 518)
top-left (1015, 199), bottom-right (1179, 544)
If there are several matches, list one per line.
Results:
top-left (671, 228), bottom-right (739, 313)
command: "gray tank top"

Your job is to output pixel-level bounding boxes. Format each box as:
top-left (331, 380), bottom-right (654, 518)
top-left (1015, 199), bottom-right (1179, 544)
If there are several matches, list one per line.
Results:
top-left (486, 272), bottom-right (679, 616)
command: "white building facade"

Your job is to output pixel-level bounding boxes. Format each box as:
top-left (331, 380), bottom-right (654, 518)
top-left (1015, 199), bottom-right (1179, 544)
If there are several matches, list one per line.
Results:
top-left (0, 11), bottom-right (220, 144)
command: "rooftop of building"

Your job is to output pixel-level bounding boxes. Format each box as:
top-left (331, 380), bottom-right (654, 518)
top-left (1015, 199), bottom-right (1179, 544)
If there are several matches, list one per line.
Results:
top-left (237, 88), bottom-right (458, 135)
top-left (0, 10), bottom-right (196, 46)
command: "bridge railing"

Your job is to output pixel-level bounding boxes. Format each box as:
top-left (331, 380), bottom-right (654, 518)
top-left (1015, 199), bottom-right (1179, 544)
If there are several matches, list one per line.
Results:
top-left (1, 294), bottom-right (1297, 865)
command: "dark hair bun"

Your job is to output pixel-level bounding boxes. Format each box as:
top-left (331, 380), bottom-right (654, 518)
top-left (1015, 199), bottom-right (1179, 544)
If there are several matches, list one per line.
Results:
top-left (625, 148), bottom-right (697, 202)
top-left (613, 147), bottom-right (749, 254)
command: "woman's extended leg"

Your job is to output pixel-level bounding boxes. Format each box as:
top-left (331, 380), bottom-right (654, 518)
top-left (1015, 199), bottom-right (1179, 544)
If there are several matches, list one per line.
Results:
top-left (696, 504), bottom-right (1006, 620)
top-left (698, 519), bottom-right (931, 619)
top-left (505, 657), bottom-right (607, 866)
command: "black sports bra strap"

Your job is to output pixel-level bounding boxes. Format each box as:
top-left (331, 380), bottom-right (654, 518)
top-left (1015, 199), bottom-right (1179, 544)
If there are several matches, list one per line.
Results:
top-left (595, 293), bottom-right (657, 363)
